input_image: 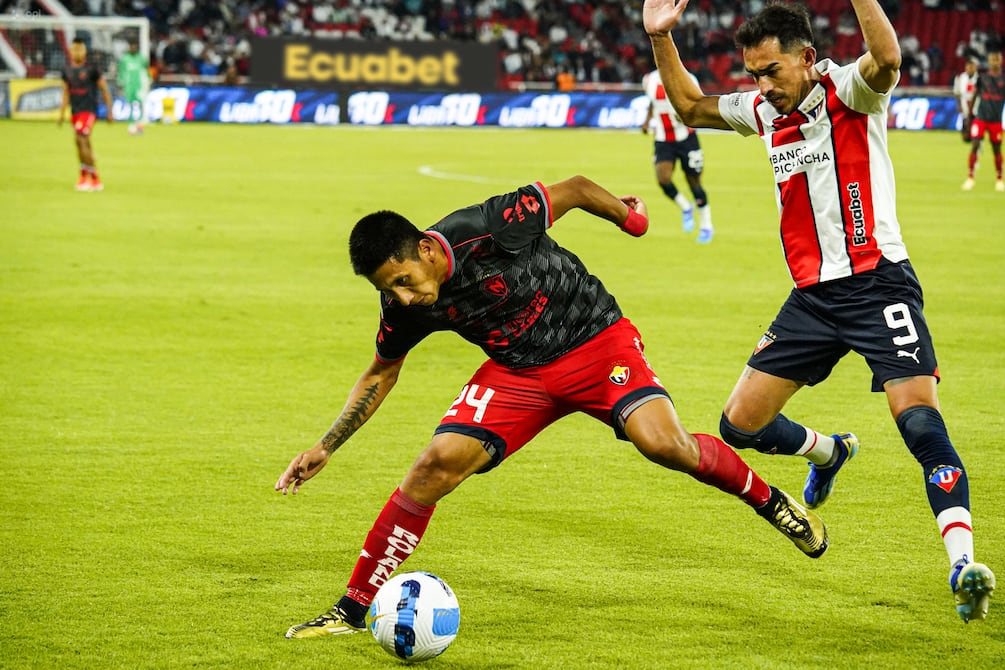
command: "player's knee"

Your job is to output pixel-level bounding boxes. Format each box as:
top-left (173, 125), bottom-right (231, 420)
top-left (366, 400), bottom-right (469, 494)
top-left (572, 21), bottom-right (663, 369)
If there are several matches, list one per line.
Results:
top-left (719, 413), bottom-right (766, 451)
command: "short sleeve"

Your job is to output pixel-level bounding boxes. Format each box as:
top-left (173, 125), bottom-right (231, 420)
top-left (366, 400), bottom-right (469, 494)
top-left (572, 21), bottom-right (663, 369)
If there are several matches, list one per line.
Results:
top-left (481, 182), bottom-right (552, 253)
top-left (718, 90), bottom-right (761, 137)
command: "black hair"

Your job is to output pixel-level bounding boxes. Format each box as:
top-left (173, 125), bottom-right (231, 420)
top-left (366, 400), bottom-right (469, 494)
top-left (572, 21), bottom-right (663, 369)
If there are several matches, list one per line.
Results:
top-left (735, 1), bottom-right (814, 53)
top-left (349, 210), bottom-right (425, 276)
top-left (72, 37), bottom-right (86, 45)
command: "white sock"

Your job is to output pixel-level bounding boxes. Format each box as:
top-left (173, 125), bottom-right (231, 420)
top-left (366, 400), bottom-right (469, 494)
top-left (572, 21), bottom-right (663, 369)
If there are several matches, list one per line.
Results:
top-left (937, 507), bottom-right (974, 567)
top-left (674, 193), bottom-right (692, 212)
top-left (795, 429), bottom-right (836, 465)
top-left (698, 204), bottom-right (712, 230)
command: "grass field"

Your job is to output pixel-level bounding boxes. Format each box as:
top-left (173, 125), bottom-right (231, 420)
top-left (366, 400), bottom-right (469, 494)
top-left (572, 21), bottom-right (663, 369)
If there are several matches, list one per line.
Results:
top-left (1, 119), bottom-right (1004, 669)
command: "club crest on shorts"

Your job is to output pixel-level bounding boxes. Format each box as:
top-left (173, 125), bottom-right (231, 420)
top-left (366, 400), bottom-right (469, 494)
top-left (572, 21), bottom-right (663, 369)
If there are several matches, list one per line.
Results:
top-left (753, 330), bottom-right (776, 355)
top-left (929, 465), bottom-right (963, 494)
top-left (609, 365), bottom-right (630, 385)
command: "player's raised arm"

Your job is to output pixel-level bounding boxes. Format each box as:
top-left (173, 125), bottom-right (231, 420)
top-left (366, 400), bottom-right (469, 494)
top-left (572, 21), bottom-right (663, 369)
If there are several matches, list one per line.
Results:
top-left (275, 357), bottom-right (403, 494)
top-left (851, 0), bottom-right (901, 93)
top-left (643, 0), bottom-right (730, 130)
top-left (546, 175), bottom-right (649, 237)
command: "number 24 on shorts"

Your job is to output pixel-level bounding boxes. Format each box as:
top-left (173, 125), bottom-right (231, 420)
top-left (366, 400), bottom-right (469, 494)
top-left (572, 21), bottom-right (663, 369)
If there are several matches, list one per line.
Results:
top-left (445, 384), bottom-right (495, 424)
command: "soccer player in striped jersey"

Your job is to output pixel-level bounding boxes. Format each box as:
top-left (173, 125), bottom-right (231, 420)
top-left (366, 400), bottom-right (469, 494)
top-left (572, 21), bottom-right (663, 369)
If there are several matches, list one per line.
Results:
top-left (276, 175), bottom-right (827, 638)
top-left (642, 69), bottom-right (714, 242)
top-left (644, 0), bottom-right (994, 621)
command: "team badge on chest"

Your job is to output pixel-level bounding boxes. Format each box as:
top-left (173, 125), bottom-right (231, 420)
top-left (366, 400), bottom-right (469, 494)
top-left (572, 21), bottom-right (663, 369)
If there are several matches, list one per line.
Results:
top-left (482, 274), bottom-right (507, 297)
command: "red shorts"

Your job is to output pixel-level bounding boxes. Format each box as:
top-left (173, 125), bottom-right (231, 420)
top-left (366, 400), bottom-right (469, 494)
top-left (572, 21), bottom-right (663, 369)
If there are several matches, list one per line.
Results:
top-left (434, 318), bottom-right (670, 471)
top-left (969, 119), bottom-right (1003, 143)
top-left (72, 112), bottom-right (97, 136)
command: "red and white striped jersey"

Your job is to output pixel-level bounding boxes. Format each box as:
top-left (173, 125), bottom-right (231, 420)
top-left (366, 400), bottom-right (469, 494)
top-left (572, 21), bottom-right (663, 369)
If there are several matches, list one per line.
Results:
top-left (644, 69), bottom-right (697, 143)
top-left (718, 58), bottom-right (908, 288)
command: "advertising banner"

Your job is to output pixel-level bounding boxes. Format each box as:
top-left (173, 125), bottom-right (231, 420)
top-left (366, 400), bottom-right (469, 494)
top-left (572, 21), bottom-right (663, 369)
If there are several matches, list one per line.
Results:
top-left (344, 91), bottom-right (651, 128)
top-left (9, 83), bottom-right (983, 131)
top-left (249, 37), bottom-right (499, 91)
top-left (9, 78), bottom-right (64, 119)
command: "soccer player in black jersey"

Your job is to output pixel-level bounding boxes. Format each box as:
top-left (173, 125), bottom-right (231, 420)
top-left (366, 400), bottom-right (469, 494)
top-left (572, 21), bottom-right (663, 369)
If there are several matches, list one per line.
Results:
top-left (58, 37), bottom-right (113, 192)
top-left (962, 48), bottom-right (1005, 192)
top-left (277, 175), bottom-right (827, 638)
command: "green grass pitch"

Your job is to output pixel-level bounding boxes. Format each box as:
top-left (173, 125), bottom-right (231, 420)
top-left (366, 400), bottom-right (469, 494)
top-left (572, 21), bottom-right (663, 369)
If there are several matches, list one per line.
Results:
top-left (1, 119), bottom-right (1003, 669)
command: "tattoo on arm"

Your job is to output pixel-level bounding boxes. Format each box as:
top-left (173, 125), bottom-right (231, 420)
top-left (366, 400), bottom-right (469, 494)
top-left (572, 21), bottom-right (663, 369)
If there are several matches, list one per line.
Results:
top-left (320, 382), bottom-right (380, 455)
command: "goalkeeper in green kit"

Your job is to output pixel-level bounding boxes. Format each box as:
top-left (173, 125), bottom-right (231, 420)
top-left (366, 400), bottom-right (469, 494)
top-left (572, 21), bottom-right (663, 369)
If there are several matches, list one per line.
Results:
top-left (118, 40), bottom-right (149, 135)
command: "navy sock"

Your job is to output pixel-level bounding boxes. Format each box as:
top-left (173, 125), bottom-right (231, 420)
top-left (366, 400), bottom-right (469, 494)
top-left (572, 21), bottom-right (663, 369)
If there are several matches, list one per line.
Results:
top-left (896, 405), bottom-right (969, 515)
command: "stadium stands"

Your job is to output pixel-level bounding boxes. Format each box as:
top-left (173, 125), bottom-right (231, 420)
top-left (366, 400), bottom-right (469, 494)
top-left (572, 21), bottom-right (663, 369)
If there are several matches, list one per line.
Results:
top-left (6, 0), bottom-right (1003, 92)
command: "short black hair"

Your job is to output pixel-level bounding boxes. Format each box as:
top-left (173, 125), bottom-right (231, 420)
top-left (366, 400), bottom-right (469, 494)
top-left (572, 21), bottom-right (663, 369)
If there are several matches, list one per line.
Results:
top-left (72, 37), bottom-right (86, 45)
top-left (735, 1), bottom-right (814, 53)
top-left (349, 210), bottom-right (425, 276)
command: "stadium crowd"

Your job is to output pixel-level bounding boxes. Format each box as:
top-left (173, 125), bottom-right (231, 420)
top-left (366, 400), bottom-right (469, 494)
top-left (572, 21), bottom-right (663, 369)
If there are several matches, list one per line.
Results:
top-left (4, 0), bottom-right (1003, 91)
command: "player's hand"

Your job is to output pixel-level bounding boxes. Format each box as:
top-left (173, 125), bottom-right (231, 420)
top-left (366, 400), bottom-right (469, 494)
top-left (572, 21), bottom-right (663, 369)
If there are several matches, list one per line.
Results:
top-left (618, 195), bottom-right (649, 236)
top-left (275, 445), bottom-right (330, 495)
top-left (643, 0), bottom-right (691, 37)
top-left (56, 117), bottom-right (63, 128)
top-left (621, 195), bottom-right (648, 219)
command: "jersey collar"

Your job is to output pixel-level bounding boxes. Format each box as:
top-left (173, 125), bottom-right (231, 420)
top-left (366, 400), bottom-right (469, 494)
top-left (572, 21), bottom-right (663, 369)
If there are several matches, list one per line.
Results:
top-left (425, 229), bottom-right (455, 282)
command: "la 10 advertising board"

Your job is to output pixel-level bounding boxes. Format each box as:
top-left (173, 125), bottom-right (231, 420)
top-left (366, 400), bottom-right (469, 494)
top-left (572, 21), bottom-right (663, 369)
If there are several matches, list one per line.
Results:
top-left (93, 86), bottom-right (983, 131)
top-left (0, 85), bottom-right (985, 131)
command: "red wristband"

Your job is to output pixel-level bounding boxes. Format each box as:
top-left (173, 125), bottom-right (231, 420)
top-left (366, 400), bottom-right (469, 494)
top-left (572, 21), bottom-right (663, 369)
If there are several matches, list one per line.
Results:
top-left (620, 209), bottom-right (649, 237)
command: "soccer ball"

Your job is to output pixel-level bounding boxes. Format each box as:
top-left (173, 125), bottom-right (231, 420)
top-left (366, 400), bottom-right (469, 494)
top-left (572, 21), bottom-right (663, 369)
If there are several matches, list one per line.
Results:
top-left (368, 571), bottom-right (460, 663)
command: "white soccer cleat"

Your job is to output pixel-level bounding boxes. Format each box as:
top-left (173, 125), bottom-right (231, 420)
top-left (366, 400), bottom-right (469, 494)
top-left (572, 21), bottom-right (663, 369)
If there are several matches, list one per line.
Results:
top-left (995, 179), bottom-right (1004, 192)
top-left (961, 177), bottom-right (975, 191)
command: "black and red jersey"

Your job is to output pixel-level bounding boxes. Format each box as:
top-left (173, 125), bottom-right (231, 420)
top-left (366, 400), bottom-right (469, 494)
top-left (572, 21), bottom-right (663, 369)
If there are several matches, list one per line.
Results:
top-left (374, 182), bottom-right (622, 369)
top-left (62, 62), bottom-right (103, 114)
top-left (973, 70), bottom-right (1005, 123)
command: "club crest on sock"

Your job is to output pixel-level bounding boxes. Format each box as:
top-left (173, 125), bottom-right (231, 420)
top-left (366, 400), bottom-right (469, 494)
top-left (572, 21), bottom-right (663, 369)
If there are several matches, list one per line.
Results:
top-left (929, 465), bottom-right (963, 494)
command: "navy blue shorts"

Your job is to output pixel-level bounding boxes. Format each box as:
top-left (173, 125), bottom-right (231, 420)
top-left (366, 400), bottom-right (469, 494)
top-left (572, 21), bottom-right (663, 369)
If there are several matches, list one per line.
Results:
top-left (747, 259), bottom-right (940, 392)
top-left (653, 135), bottom-right (703, 176)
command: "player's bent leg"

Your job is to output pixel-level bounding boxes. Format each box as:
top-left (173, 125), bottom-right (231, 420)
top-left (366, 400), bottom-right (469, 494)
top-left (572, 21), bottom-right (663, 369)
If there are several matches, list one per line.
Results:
top-left (623, 397), bottom-right (699, 471)
top-left (625, 398), bottom-right (826, 557)
top-left (286, 435), bottom-right (490, 639)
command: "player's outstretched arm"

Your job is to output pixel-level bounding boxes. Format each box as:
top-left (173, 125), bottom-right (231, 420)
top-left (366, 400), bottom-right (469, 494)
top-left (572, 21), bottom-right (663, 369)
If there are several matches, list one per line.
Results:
top-left (546, 175), bottom-right (649, 237)
top-left (275, 357), bottom-right (404, 494)
top-left (644, 0), bottom-right (730, 130)
top-left (852, 0), bottom-right (901, 93)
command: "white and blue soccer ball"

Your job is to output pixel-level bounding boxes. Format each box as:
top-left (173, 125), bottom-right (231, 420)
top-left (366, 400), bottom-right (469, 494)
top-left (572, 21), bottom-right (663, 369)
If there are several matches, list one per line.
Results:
top-left (368, 571), bottom-right (460, 663)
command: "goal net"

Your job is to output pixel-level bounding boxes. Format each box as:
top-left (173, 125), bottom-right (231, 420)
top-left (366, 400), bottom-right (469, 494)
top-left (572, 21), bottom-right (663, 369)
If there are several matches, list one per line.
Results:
top-left (0, 14), bottom-right (149, 82)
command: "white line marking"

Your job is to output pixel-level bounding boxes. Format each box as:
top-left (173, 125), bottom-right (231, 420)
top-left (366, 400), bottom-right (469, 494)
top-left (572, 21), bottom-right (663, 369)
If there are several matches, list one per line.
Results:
top-left (417, 165), bottom-right (506, 184)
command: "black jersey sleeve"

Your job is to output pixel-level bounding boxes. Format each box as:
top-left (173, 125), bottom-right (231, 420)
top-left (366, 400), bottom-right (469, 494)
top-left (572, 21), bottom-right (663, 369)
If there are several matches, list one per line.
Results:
top-left (373, 297), bottom-right (435, 364)
top-left (482, 182), bottom-right (553, 253)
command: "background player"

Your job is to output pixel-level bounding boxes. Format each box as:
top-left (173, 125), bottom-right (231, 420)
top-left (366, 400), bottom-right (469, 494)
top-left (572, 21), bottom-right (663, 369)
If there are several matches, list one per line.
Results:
top-left (58, 37), bottom-right (113, 191)
top-left (962, 47), bottom-right (1004, 192)
top-left (642, 69), bottom-right (714, 243)
top-left (643, 0), bottom-right (994, 621)
top-left (275, 175), bottom-right (828, 638)
top-left (953, 57), bottom-right (979, 144)
top-left (118, 40), bottom-right (150, 136)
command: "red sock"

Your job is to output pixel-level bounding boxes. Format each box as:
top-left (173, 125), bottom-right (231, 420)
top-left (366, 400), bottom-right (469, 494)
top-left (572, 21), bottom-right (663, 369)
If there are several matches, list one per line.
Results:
top-left (690, 433), bottom-right (771, 507)
top-left (345, 487), bottom-right (435, 606)
top-left (995, 152), bottom-right (1003, 178)
top-left (968, 151), bottom-right (977, 176)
